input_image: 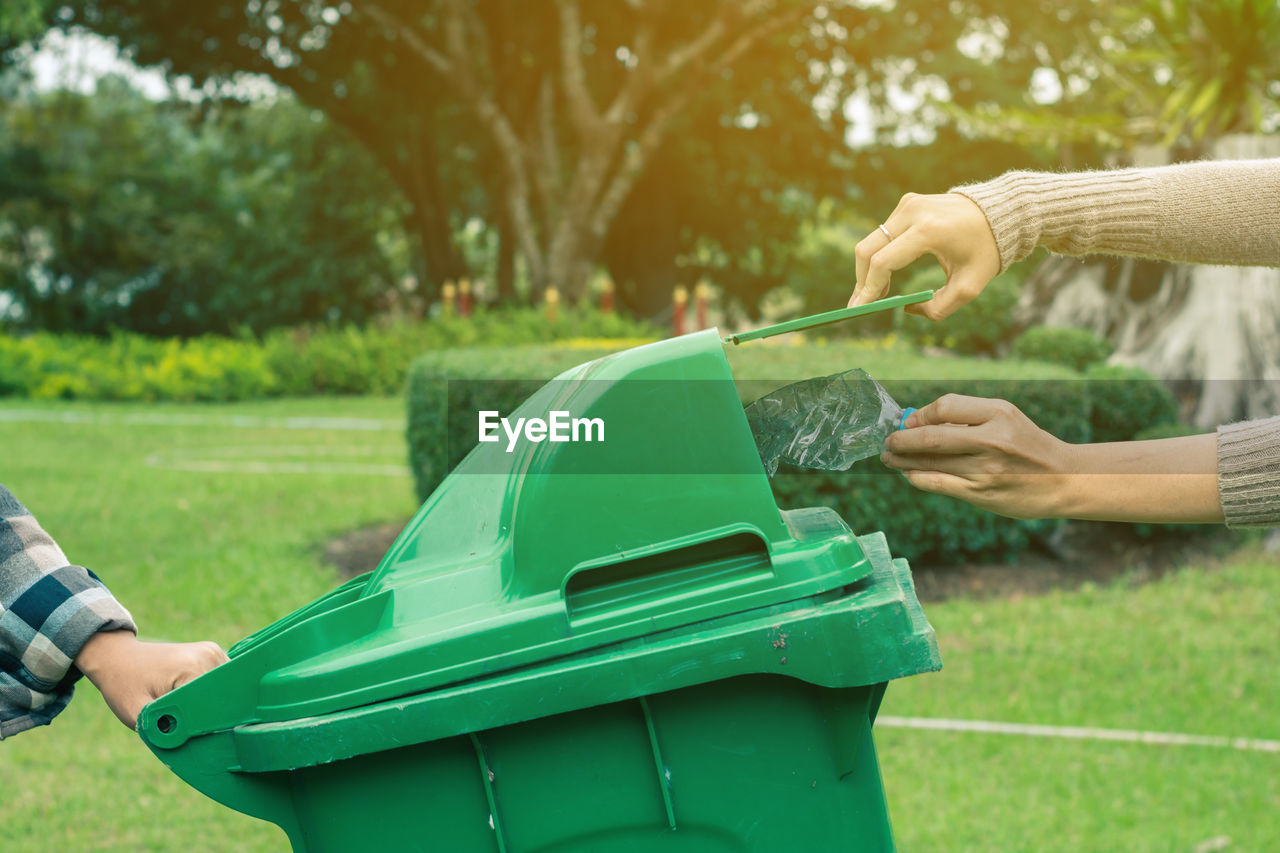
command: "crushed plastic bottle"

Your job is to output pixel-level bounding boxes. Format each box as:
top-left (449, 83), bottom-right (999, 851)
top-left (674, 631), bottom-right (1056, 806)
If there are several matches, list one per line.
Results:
top-left (744, 368), bottom-right (911, 476)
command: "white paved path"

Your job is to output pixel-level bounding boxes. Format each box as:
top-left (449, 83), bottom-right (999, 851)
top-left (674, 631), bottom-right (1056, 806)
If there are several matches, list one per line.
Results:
top-left (878, 715), bottom-right (1280, 754)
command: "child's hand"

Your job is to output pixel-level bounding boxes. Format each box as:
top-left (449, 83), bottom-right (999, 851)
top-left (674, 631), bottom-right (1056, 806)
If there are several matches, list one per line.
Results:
top-left (879, 394), bottom-right (1074, 519)
top-left (74, 630), bottom-right (228, 730)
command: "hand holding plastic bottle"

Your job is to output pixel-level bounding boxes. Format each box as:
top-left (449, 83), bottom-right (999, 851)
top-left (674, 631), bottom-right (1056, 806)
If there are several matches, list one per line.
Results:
top-left (880, 394), bottom-right (1223, 523)
top-left (879, 394), bottom-right (1073, 519)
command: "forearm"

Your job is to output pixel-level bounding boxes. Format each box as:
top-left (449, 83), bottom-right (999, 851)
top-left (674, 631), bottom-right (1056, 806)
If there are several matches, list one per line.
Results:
top-left (952, 159), bottom-right (1280, 271)
top-left (0, 485), bottom-right (136, 738)
top-left (1057, 434), bottom-right (1223, 524)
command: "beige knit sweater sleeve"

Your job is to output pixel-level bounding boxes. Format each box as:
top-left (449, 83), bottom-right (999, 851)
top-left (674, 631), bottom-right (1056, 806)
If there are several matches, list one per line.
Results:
top-left (950, 158), bottom-right (1280, 272)
top-left (950, 158), bottom-right (1280, 529)
top-left (1217, 417), bottom-right (1280, 527)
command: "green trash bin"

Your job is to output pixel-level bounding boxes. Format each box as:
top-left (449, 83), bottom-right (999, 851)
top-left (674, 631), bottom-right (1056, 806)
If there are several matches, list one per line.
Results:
top-left (139, 330), bottom-right (941, 852)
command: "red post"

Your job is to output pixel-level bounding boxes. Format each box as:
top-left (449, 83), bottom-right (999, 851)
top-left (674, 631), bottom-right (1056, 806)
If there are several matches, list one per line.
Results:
top-left (673, 285), bottom-right (688, 337)
top-left (695, 281), bottom-right (709, 331)
top-left (599, 276), bottom-right (615, 313)
top-left (546, 286), bottom-right (560, 323)
top-left (458, 279), bottom-right (473, 317)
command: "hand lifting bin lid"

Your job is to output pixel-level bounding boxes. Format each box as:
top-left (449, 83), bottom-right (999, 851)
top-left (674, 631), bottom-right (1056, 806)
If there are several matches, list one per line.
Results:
top-left (137, 330), bottom-right (939, 823)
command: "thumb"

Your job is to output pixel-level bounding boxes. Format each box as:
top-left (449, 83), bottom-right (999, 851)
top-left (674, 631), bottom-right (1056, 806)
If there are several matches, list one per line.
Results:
top-left (905, 271), bottom-right (988, 321)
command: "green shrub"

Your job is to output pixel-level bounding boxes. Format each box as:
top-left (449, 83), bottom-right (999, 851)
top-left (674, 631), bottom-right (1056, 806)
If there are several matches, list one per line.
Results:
top-left (1085, 363), bottom-right (1179, 443)
top-left (0, 331), bottom-right (275, 402)
top-left (0, 335), bottom-right (40, 397)
top-left (262, 324), bottom-right (424, 396)
top-left (263, 307), bottom-right (660, 398)
top-left (896, 266), bottom-right (1023, 355)
top-left (0, 306), bottom-right (659, 403)
top-left (134, 337), bottom-right (275, 402)
top-left (1012, 326), bottom-right (1113, 372)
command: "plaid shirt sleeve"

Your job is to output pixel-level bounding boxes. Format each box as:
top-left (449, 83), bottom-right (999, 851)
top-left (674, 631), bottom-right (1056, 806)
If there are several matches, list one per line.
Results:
top-left (0, 484), bottom-right (135, 738)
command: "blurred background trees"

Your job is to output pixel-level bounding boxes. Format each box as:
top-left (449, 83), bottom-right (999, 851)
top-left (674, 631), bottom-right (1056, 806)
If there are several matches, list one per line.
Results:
top-left (0, 0), bottom-right (1066, 331)
top-left (0, 0), bottom-right (1277, 362)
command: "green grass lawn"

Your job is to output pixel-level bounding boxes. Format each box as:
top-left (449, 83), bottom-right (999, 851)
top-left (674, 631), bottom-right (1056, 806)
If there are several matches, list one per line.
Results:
top-left (879, 553), bottom-right (1280, 852)
top-left (1, 389), bottom-right (1274, 852)
top-left (0, 396), bottom-right (410, 853)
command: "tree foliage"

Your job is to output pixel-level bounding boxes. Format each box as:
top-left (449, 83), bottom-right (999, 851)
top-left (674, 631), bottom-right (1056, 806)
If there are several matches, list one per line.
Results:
top-left (10, 0), bottom-right (1261, 329)
top-left (0, 78), bottom-right (404, 335)
top-left (0, 0), bottom-right (48, 48)
top-left (1108, 0), bottom-right (1280, 146)
top-left (935, 0), bottom-right (1280, 153)
top-left (36, 1), bottom-right (935, 309)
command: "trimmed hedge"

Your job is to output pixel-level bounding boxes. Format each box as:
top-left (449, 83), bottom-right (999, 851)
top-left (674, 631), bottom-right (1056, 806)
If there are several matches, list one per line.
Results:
top-left (403, 343), bottom-right (1187, 565)
top-left (405, 347), bottom-right (613, 504)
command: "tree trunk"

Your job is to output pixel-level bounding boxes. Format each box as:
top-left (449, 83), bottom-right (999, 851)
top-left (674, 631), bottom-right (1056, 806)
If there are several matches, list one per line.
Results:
top-left (495, 198), bottom-right (517, 304)
top-left (1137, 263), bottom-right (1280, 425)
top-left (405, 122), bottom-right (467, 293)
top-left (545, 207), bottom-right (603, 299)
top-left (1020, 134), bottom-right (1280, 428)
top-left (312, 98), bottom-right (469, 297)
top-left (367, 1), bottom-right (811, 307)
top-left (605, 164), bottom-right (680, 317)
top-left (406, 203), bottom-right (466, 294)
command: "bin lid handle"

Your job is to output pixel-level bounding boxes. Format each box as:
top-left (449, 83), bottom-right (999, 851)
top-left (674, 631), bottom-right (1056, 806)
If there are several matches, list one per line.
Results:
top-left (724, 290), bottom-right (933, 345)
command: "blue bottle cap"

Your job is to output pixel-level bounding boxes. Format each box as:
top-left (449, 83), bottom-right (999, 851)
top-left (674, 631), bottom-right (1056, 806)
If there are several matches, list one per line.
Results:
top-left (898, 407), bottom-right (917, 430)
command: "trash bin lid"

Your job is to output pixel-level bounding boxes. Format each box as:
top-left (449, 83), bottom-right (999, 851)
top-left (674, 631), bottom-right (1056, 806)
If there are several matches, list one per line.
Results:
top-left (229, 529), bottom-right (938, 774)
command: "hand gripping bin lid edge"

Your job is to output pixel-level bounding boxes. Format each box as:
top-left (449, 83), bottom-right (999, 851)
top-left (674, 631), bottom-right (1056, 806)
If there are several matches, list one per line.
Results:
top-left (137, 330), bottom-right (941, 829)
